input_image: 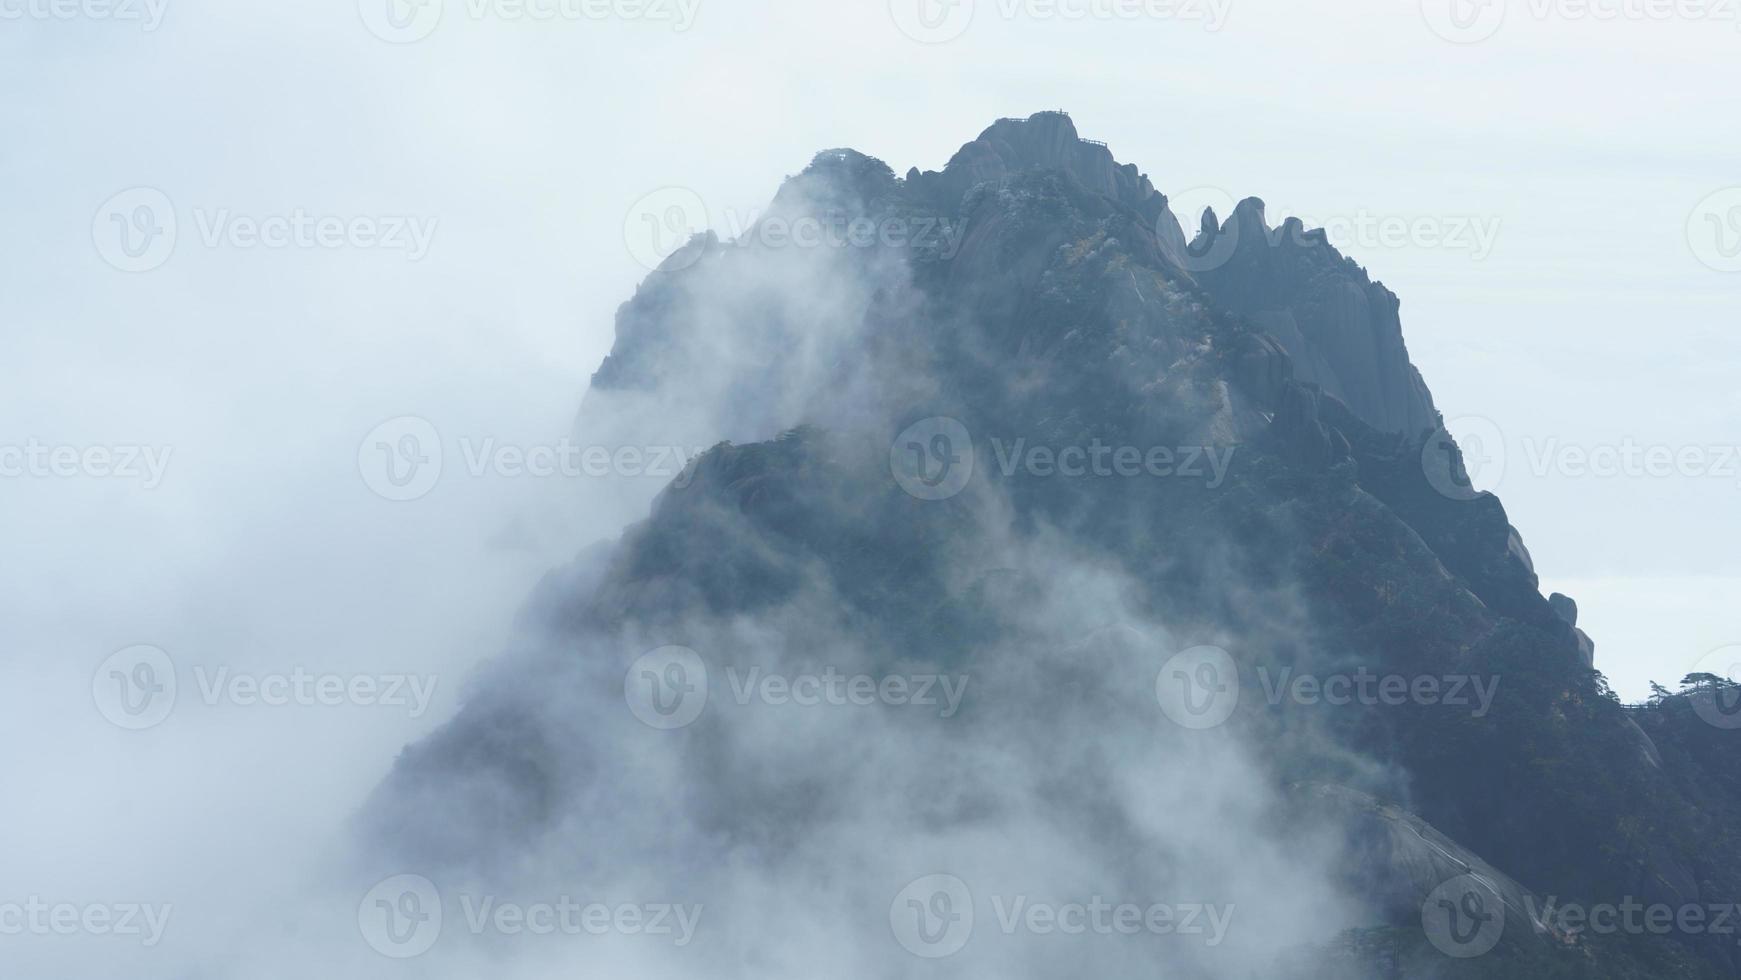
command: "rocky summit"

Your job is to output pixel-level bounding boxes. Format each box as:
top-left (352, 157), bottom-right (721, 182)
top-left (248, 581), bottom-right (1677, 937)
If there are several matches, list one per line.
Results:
top-left (362, 112), bottom-right (1741, 979)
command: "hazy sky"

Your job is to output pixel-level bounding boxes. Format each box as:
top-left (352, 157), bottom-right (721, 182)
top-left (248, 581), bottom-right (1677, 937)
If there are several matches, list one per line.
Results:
top-left (0, 1), bottom-right (1736, 972)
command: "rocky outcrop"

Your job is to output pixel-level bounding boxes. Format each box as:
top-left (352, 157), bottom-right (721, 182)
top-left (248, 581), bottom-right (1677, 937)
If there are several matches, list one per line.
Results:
top-left (1194, 198), bottom-right (1439, 437)
top-left (911, 110), bottom-right (1168, 225)
top-left (1549, 592), bottom-right (1579, 626)
top-left (1548, 593), bottom-right (1598, 667)
top-left (1297, 783), bottom-right (1554, 946)
top-left (369, 112), bottom-right (1741, 980)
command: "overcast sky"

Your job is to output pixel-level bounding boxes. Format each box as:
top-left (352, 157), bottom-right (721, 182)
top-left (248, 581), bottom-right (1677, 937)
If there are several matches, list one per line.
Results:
top-left (0, 2), bottom-right (1736, 971)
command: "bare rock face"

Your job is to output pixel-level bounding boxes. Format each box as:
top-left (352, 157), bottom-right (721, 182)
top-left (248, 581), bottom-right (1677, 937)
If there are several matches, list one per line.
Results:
top-left (1193, 198), bottom-right (1439, 438)
top-left (1549, 592), bottom-right (1579, 626)
top-left (1548, 594), bottom-right (1596, 666)
top-left (1298, 783), bottom-right (1554, 946)
top-left (921, 110), bottom-right (1166, 222)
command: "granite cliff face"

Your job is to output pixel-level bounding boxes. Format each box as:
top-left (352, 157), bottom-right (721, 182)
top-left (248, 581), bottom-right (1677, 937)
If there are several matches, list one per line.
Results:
top-left (1192, 197), bottom-right (1440, 437)
top-left (364, 113), bottom-right (1741, 979)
